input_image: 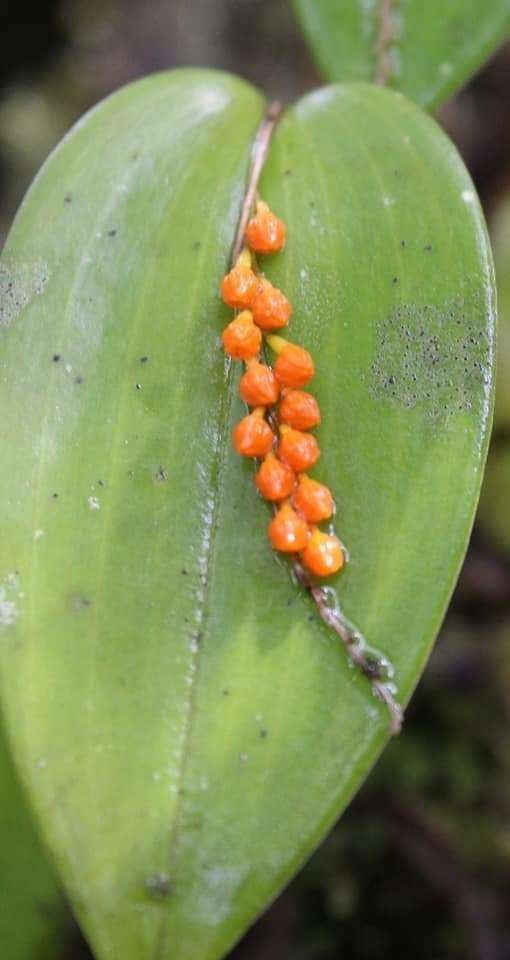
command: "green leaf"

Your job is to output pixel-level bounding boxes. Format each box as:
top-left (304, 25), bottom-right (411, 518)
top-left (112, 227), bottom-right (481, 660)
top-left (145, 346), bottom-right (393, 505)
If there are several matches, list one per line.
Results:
top-left (0, 72), bottom-right (495, 960)
top-left (0, 720), bottom-right (64, 960)
top-left (292, 0), bottom-right (510, 110)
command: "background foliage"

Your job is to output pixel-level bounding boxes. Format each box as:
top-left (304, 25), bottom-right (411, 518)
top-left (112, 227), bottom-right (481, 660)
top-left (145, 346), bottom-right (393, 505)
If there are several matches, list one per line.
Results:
top-left (292, 0), bottom-right (510, 109)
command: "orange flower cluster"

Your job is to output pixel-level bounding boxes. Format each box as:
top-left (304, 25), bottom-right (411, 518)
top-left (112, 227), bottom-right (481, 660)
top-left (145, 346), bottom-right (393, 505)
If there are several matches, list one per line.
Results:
top-left (221, 200), bottom-right (345, 578)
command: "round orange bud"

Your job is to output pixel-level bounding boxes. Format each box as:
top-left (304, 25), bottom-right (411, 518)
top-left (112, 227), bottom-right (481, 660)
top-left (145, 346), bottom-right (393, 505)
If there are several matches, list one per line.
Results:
top-left (246, 201), bottom-right (287, 254)
top-left (221, 264), bottom-right (258, 309)
top-left (232, 409), bottom-right (274, 458)
top-left (239, 360), bottom-right (280, 407)
top-left (273, 343), bottom-right (315, 388)
top-left (251, 278), bottom-right (292, 331)
top-left (279, 389), bottom-right (321, 430)
top-left (293, 475), bottom-right (334, 523)
top-left (278, 425), bottom-right (320, 473)
top-left (300, 528), bottom-right (345, 577)
top-left (222, 311), bottom-right (262, 360)
top-left (255, 454), bottom-right (296, 501)
top-left (268, 502), bottom-right (310, 553)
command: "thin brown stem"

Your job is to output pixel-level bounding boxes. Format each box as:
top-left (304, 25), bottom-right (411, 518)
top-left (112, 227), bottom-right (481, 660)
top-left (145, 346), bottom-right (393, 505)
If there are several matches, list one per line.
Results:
top-left (375, 0), bottom-right (397, 86)
top-left (293, 560), bottom-right (403, 735)
top-left (231, 101), bottom-right (282, 264)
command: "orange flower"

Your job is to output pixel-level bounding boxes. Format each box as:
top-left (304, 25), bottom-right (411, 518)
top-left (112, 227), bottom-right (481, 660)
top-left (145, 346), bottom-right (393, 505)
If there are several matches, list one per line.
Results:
top-left (279, 389), bottom-right (321, 430)
top-left (267, 337), bottom-right (315, 388)
top-left (251, 278), bottom-right (291, 331)
top-left (221, 264), bottom-right (258, 310)
top-left (300, 528), bottom-right (345, 577)
top-left (268, 502), bottom-right (310, 553)
top-left (255, 453), bottom-right (296, 501)
top-left (222, 311), bottom-right (261, 360)
top-left (278, 425), bottom-right (320, 473)
top-left (232, 408), bottom-right (274, 458)
top-left (246, 201), bottom-right (287, 254)
top-left (239, 360), bottom-right (280, 407)
top-left (293, 475), bottom-right (334, 523)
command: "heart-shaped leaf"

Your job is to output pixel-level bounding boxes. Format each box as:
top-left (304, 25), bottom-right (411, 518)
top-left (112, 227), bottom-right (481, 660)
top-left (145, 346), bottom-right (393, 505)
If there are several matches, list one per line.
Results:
top-left (292, 0), bottom-right (510, 110)
top-left (0, 71), bottom-right (495, 960)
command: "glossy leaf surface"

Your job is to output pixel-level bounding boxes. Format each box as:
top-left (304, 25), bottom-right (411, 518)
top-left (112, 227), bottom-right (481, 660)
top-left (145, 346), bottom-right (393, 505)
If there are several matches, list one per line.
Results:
top-left (0, 72), bottom-right (495, 960)
top-left (292, 0), bottom-right (510, 110)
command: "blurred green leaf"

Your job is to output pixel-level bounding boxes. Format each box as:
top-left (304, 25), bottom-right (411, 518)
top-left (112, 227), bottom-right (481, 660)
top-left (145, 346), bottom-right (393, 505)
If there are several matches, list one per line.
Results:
top-left (292, 0), bottom-right (510, 110)
top-left (0, 721), bottom-right (64, 959)
top-left (0, 71), bottom-right (495, 960)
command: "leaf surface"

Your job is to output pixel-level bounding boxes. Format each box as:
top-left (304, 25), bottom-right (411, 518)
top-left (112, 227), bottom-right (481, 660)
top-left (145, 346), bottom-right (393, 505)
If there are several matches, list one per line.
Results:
top-left (292, 0), bottom-right (510, 109)
top-left (0, 722), bottom-right (64, 960)
top-left (0, 73), bottom-right (495, 960)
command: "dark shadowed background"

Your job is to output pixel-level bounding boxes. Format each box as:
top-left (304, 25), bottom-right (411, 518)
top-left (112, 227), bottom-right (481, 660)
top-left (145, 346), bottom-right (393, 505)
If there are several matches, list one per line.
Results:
top-left (2, 3), bottom-right (510, 958)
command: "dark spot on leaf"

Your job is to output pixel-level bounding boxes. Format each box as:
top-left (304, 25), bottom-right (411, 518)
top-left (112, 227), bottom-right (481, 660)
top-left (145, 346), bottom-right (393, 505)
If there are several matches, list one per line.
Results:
top-left (73, 594), bottom-right (91, 611)
top-left (107, 229), bottom-right (117, 237)
top-left (371, 296), bottom-right (490, 421)
top-left (392, 277), bottom-right (399, 285)
top-left (401, 240), bottom-right (406, 247)
top-left (52, 492), bottom-right (59, 499)
top-left (53, 354), bottom-right (61, 362)
top-left (424, 244), bottom-right (433, 252)
top-left (222, 689), bottom-right (229, 696)
top-left (155, 466), bottom-right (168, 482)
top-left (97, 479), bottom-right (105, 487)
top-left (74, 376), bottom-right (84, 385)
top-left (135, 383), bottom-right (142, 390)
top-left (284, 169), bottom-right (292, 176)
top-left (193, 241), bottom-right (202, 250)
top-left (181, 568), bottom-right (188, 576)
top-left (145, 873), bottom-right (171, 899)
top-left (259, 729), bottom-right (268, 739)
top-left (140, 356), bottom-right (149, 363)
top-left (64, 195), bottom-right (72, 204)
